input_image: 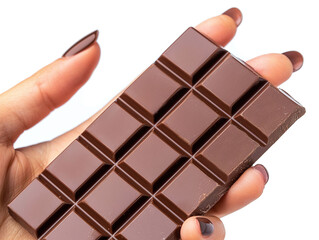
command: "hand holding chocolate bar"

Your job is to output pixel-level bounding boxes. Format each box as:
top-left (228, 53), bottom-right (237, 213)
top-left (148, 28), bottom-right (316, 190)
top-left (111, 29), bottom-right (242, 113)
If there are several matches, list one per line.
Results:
top-left (0, 8), bottom-right (304, 240)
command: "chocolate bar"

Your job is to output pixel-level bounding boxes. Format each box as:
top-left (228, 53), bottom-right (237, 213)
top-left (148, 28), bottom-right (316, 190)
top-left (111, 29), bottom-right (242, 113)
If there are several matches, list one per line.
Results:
top-left (8, 27), bottom-right (305, 240)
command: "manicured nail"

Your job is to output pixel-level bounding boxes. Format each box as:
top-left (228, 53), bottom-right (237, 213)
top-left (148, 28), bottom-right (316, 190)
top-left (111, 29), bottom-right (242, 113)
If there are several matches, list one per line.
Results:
top-left (222, 7), bottom-right (243, 27)
top-left (62, 30), bottom-right (99, 57)
top-left (253, 164), bottom-right (269, 184)
top-left (197, 217), bottom-right (214, 237)
top-left (282, 51), bottom-right (304, 72)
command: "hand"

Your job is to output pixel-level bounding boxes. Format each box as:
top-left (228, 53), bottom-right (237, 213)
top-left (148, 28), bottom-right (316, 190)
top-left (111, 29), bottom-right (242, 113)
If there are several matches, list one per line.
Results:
top-left (0, 7), bottom-right (302, 240)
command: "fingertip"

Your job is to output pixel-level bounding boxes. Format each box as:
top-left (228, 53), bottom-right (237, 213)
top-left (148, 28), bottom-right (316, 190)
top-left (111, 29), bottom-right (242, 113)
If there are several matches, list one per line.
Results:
top-left (222, 7), bottom-right (243, 27)
top-left (196, 13), bottom-right (238, 46)
top-left (62, 30), bottom-right (99, 57)
top-left (282, 51), bottom-right (304, 72)
top-left (236, 167), bottom-right (266, 198)
top-left (181, 216), bottom-right (225, 240)
top-left (33, 41), bottom-right (101, 111)
top-left (60, 41), bottom-right (101, 66)
top-left (247, 53), bottom-right (293, 86)
top-left (58, 41), bottom-right (100, 80)
top-left (181, 217), bottom-right (201, 240)
top-left (210, 167), bottom-right (267, 218)
top-left (82, 42), bottom-right (101, 68)
top-left (90, 42), bottom-right (101, 59)
top-left (253, 164), bottom-right (269, 184)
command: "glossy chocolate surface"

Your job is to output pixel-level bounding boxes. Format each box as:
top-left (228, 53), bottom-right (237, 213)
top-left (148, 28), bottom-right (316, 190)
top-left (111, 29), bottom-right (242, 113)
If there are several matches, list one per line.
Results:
top-left (8, 27), bottom-right (305, 239)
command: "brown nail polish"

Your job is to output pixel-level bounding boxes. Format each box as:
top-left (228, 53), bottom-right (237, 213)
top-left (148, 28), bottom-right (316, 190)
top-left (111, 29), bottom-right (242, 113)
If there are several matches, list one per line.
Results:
top-left (197, 217), bottom-right (214, 237)
top-left (253, 164), bottom-right (269, 184)
top-left (62, 30), bottom-right (99, 57)
top-left (222, 7), bottom-right (243, 27)
top-left (282, 51), bottom-right (304, 72)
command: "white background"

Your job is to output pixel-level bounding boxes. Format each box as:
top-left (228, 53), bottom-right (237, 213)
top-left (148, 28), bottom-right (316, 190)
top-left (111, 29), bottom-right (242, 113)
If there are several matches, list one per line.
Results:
top-left (0, 1), bottom-right (318, 239)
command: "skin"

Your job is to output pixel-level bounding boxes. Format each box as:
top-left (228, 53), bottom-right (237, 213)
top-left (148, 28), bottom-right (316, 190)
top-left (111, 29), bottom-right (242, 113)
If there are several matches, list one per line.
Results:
top-left (0, 13), bottom-right (296, 240)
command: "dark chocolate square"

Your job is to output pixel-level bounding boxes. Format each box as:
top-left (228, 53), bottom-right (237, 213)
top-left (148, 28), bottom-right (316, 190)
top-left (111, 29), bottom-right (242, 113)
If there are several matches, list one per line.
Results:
top-left (43, 140), bottom-right (108, 201)
top-left (158, 93), bottom-right (223, 153)
top-left (84, 102), bottom-right (148, 160)
top-left (157, 163), bottom-right (220, 219)
top-left (116, 202), bottom-right (179, 240)
top-left (159, 28), bottom-right (225, 84)
top-left (79, 170), bottom-right (147, 233)
top-left (235, 84), bottom-right (303, 144)
top-left (8, 179), bottom-right (68, 238)
top-left (197, 55), bottom-right (262, 114)
top-left (121, 64), bottom-right (187, 123)
top-left (119, 131), bottom-right (185, 192)
top-left (196, 123), bottom-right (259, 182)
top-left (43, 211), bottom-right (106, 240)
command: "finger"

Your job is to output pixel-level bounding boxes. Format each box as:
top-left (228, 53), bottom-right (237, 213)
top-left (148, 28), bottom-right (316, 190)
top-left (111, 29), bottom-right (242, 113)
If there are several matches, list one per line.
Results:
top-left (209, 164), bottom-right (269, 218)
top-left (181, 216), bottom-right (225, 240)
top-left (196, 7), bottom-right (242, 46)
top-left (0, 31), bottom-right (100, 143)
top-left (247, 51), bottom-right (303, 86)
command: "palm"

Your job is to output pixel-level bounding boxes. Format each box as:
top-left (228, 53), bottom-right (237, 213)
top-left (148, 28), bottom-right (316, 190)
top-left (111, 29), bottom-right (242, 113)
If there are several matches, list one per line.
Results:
top-left (0, 11), bottom-right (297, 240)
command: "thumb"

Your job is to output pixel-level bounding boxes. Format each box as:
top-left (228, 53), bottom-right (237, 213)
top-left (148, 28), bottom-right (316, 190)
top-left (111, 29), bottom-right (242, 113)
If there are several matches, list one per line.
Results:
top-left (181, 216), bottom-right (225, 240)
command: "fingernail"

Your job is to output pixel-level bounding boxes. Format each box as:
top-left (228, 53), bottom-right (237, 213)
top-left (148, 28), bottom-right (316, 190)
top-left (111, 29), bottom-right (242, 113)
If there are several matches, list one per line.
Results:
top-left (222, 7), bottom-right (243, 27)
top-left (62, 30), bottom-right (99, 57)
top-left (253, 164), bottom-right (269, 184)
top-left (282, 51), bottom-right (304, 72)
top-left (197, 217), bottom-right (214, 237)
